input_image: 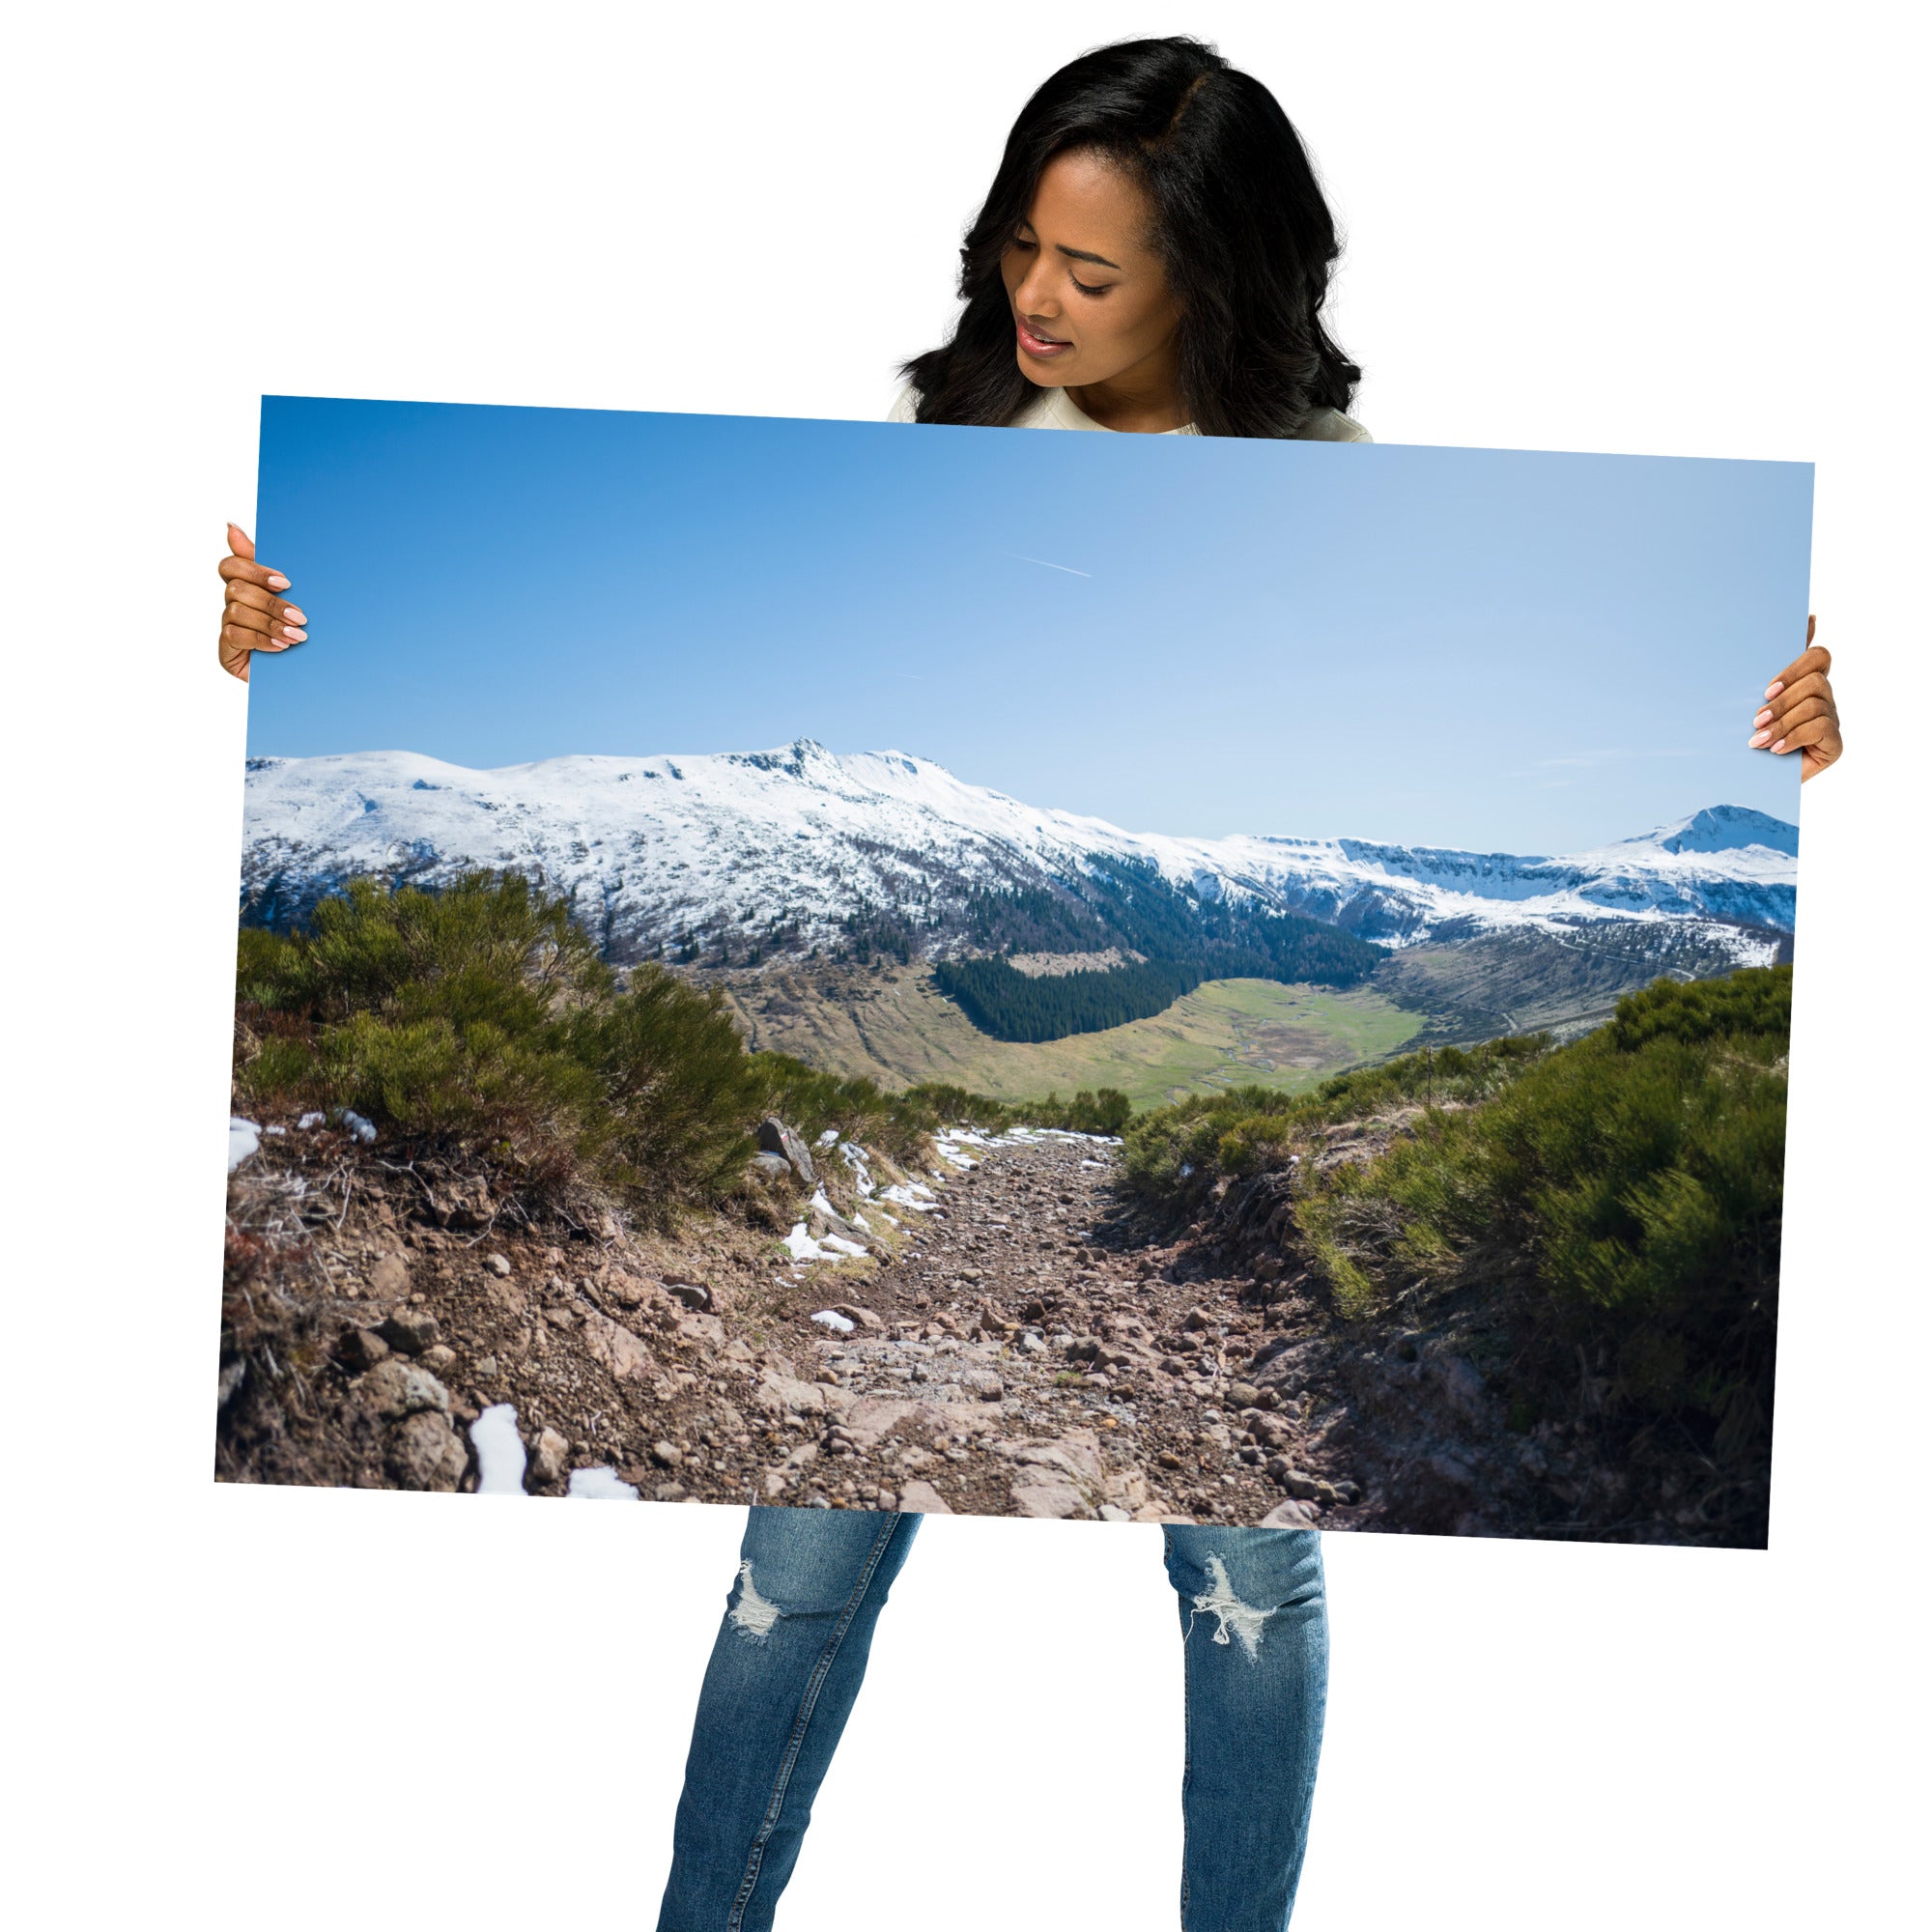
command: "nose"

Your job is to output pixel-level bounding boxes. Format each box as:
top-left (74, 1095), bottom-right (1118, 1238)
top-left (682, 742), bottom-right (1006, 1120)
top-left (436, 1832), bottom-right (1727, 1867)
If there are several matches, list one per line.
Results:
top-left (1011, 254), bottom-right (1062, 324)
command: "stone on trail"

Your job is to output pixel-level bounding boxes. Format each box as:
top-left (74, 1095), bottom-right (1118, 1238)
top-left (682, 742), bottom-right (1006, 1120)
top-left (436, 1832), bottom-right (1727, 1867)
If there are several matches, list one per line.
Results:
top-left (960, 1369), bottom-right (1005, 1402)
top-left (1012, 1481), bottom-right (1094, 1520)
top-left (385, 1410), bottom-right (469, 1491)
top-left (484, 1253), bottom-right (512, 1278)
top-left (527, 1427), bottom-right (569, 1490)
top-left (379, 1310), bottom-right (440, 1355)
top-left (757, 1117), bottom-right (817, 1187)
top-left (895, 1480), bottom-right (952, 1515)
top-left (756, 1369), bottom-right (838, 1417)
top-left (334, 1326), bottom-right (390, 1373)
top-left (368, 1252), bottom-right (411, 1300)
top-left (359, 1357), bottom-right (450, 1421)
top-left (747, 1151), bottom-right (795, 1186)
top-left (834, 1303), bottom-right (882, 1332)
top-left (572, 1306), bottom-right (657, 1383)
top-left (1259, 1498), bottom-right (1319, 1528)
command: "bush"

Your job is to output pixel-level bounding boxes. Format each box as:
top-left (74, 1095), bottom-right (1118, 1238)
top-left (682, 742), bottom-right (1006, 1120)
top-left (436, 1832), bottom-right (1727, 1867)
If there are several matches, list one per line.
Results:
top-left (237, 873), bottom-right (760, 1220)
top-left (1121, 1037), bottom-right (1548, 1212)
top-left (1299, 968), bottom-right (1790, 1466)
top-left (236, 871), bottom-right (1140, 1220)
top-left (1122, 967), bottom-right (1789, 1487)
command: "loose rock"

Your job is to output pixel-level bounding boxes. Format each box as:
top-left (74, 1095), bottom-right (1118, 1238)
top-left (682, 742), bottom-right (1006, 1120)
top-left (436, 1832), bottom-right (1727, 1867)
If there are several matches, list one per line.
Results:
top-left (895, 1480), bottom-right (952, 1514)
top-left (385, 1410), bottom-right (469, 1491)
top-left (334, 1326), bottom-right (390, 1373)
top-left (379, 1310), bottom-right (440, 1355)
top-left (757, 1117), bottom-right (817, 1187)
top-left (527, 1426), bottom-right (570, 1490)
top-left (358, 1357), bottom-right (450, 1421)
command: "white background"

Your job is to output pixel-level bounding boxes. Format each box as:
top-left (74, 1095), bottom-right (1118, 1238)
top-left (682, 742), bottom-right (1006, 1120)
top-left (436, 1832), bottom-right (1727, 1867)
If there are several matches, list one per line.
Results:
top-left (4, 4), bottom-right (1925, 1926)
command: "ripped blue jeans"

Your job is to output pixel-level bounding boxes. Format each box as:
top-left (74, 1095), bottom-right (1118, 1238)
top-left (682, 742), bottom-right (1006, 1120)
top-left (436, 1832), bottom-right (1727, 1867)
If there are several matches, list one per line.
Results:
top-left (656, 1508), bottom-right (1326, 1932)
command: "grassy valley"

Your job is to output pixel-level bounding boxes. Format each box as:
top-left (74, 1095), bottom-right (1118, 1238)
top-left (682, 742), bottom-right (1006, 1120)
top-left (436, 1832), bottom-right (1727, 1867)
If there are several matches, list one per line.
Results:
top-left (710, 961), bottom-right (1423, 1110)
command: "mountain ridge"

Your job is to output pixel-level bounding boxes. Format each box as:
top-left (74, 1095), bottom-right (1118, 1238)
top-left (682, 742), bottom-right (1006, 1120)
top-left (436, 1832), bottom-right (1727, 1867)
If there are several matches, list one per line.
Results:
top-left (241, 740), bottom-right (1797, 971)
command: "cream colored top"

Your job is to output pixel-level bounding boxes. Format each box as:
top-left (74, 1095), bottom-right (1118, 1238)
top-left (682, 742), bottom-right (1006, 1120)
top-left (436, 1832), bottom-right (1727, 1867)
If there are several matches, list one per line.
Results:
top-left (887, 379), bottom-right (1371, 441)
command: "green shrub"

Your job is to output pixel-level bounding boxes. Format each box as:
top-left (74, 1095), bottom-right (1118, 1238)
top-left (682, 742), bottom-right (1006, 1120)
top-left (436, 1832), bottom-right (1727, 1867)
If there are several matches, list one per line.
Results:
top-left (1120, 1037), bottom-right (1549, 1212)
top-left (238, 874), bottom-right (756, 1220)
top-left (580, 969), bottom-right (767, 1205)
top-left (1119, 967), bottom-right (1789, 1480)
top-left (1298, 967), bottom-right (1790, 1462)
top-left (235, 871), bottom-right (1139, 1219)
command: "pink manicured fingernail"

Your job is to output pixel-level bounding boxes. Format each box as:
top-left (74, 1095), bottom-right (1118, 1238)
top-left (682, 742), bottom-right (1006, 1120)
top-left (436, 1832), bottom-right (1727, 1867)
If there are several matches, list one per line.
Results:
top-left (1764, 682), bottom-right (1783, 698)
top-left (281, 605), bottom-right (305, 623)
top-left (1749, 731), bottom-right (1771, 747)
top-left (1770, 739), bottom-right (1787, 753)
top-left (268, 574), bottom-right (290, 589)
top-left (1753, 708), bottom-right (1772, 725)
top-left (283, 626), bottom-right (306, 641)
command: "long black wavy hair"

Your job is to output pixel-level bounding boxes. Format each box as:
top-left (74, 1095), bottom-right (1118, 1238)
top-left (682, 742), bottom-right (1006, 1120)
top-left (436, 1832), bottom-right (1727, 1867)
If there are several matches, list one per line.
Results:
top-left (899, 37), bottom-right (1360, 438)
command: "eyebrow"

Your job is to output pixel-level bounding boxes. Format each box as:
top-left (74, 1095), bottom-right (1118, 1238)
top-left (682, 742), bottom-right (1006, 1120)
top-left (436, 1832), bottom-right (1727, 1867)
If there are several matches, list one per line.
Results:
top-left (1016, 220), bottom-right (1122, 272)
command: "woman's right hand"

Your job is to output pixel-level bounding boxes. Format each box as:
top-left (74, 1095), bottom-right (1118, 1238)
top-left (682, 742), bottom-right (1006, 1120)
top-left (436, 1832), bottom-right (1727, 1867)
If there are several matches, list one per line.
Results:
top-left (217, 524), bottom-right (306, 682)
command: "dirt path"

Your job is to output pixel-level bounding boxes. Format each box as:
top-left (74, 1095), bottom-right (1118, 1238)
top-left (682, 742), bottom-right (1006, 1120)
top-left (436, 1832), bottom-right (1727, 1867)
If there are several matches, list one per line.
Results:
top-left (709, 1125), bottom-right (1379, 1526)
top-left (220, 1118), bottom-right (1521, 1532)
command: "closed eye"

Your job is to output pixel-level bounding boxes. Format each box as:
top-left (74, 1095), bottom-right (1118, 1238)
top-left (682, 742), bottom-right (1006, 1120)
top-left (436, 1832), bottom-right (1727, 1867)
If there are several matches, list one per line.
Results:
top-left (1009, 231), bottom-right (1115, 296)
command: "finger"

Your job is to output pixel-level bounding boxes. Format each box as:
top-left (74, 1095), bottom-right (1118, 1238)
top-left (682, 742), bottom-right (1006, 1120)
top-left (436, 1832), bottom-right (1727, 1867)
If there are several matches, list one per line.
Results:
top-left (1802, 735), bottom-right (1842, 781)
top-left (217, 635), bottom-right (252, 682)
top-left (1750, 696), bottom-right (1830, 747)
top-left (227, 524), bottom-right (256, 563)
top-left (222, 620), bottom-right (289, 658)
top-left (1763, 643), bottom-right (1831, 697)
top-left (223, 584), bottom-right (308, 639)
top-left (218, 553), bottom-right (293, 592)
top-left (1805, 613), bottom-right (1816, 647)
top-left (1753, 671), bottom-right (1833, 725)
top-left (221, 601), bottom-right (307, 645)
top-left (222, 601), bottom-right (275, 639)
top-left (1770, 716), bottom-right (1838, 754)
top-left (222, 579), bottom-right (307, 626)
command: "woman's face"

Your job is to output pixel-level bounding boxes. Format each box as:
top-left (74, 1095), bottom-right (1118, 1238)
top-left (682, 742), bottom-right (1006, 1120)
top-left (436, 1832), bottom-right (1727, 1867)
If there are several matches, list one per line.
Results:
top-left (999, 148), bottom-right (1181, 392)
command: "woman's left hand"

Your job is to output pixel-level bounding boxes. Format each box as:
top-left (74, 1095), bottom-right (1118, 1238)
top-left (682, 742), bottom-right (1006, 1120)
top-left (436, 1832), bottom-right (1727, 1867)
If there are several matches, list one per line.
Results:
top-left (1751, 615), bottom-right (1842, 781)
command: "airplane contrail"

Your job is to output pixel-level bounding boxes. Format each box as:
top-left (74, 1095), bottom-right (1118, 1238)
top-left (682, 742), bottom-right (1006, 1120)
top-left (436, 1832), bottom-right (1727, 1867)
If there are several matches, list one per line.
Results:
top-left (1004, 551), bottom-right (1092, 578)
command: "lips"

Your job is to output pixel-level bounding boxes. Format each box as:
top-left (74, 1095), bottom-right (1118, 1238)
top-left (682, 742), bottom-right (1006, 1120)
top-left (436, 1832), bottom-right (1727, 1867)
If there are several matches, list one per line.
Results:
top-left (1016, 315), bottom-right (1072, 358)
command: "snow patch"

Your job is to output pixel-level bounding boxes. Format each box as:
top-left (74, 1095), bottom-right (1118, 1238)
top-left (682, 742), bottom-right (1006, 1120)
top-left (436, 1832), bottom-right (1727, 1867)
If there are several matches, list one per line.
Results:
top-left (568, 1466), bottom-right (640, 1500)
top-left (469, 1404), bottom-right (528, 1494)
top-left (227, 1119), bottom-right (261, 1172)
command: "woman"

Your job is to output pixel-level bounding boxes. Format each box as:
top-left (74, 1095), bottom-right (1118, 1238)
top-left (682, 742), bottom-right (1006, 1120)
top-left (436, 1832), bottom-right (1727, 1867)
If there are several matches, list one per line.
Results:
top-left (214, 38), bottom-right (1842, 1930)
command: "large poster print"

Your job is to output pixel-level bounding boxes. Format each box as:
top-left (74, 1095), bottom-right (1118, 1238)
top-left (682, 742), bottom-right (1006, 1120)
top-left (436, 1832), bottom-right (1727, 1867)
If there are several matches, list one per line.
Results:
top-left (219, 399), bottom-right (1807, 1546)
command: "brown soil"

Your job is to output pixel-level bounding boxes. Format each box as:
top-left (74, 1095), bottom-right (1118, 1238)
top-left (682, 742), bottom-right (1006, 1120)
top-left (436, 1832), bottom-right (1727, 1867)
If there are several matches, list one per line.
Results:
top-left (216, 1113), bottom-right (1716, 1543)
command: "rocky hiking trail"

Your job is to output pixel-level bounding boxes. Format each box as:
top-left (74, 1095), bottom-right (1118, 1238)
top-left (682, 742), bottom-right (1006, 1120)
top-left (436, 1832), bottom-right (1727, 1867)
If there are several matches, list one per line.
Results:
top-left (220, 1108), bottom-right (1587, 1537)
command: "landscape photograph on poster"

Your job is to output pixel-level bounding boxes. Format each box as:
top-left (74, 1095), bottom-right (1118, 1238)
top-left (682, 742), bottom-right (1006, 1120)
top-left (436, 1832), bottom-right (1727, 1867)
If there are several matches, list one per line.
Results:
top-left (219, 398), bottom-right (1807, 1547)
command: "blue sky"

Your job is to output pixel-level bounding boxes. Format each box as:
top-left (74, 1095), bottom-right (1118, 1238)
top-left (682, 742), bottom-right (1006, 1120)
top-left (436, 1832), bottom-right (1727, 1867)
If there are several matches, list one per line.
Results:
top-left (250, 397), bottom-right (1809, 853)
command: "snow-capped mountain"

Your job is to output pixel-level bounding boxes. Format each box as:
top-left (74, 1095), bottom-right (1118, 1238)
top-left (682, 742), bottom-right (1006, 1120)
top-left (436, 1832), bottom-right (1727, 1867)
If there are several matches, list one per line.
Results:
top-left (240, 740), bottom-right (1797, 963)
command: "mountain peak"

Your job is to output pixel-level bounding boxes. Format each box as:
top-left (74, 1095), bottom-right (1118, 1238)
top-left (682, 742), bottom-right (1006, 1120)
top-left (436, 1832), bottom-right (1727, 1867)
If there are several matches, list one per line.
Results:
top-left (1630, 805), bottom-right (1799, 857)
top-left (239, 752), bottom-right (1798, 965)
